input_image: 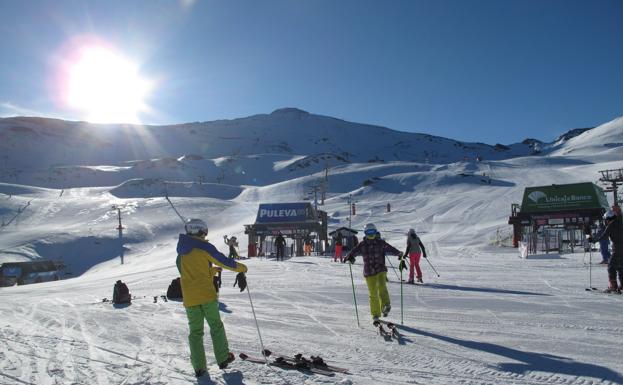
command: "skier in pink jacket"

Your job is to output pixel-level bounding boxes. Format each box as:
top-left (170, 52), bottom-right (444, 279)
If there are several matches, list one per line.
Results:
top-left (404, 228), bottom-right (427, 284)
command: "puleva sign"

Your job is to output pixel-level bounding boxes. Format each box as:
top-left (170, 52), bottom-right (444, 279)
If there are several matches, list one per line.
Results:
top-left (256, 203), bottom-right (313, 223)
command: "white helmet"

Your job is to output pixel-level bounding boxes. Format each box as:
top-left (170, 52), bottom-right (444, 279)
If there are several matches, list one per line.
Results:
top-left (604, 210), bottom-right (617, 221)
top-left (185, 218), bottom-right (208, 235)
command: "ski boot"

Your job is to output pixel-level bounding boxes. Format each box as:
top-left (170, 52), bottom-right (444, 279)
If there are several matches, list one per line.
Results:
top-left (194, 368), bottom-right (207, 377)
top-left (218, 352), bottom-right (235, 369)
top-left (382, 304), bottom-right (391, 317)
top-left (604, 280), bottom-right (620, 294)
top-left (416, 277), bottom-right (423, 283)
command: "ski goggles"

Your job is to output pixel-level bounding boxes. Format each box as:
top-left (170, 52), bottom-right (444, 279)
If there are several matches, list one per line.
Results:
top-left (364, 228), bottom-right (378, 236)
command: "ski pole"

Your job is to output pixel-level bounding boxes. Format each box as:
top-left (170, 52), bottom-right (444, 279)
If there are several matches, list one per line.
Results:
top-left (245, 282), bottom-right (268, 363)
top-left (424, 256), bottom-right (440, 277)
top-left (385, 256), bottom-right (401, 282)
top-left (165, 194), bottom-right (187, 227)
top-left (348, 262), bottom-right (360, 328)
top-left (400, 261), bottom-right (404, 326)
top-left (588, 242), bottom-right (596, 291)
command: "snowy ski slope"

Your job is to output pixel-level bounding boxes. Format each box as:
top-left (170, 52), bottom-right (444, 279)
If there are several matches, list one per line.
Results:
top-left (0, 113), bottom-right (622, 384)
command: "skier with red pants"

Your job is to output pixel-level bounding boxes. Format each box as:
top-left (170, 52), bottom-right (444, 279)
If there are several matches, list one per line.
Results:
top-left (343, 223), bottom-right (402, 321)
top-left (176, 218), bottom-right (248, 377)
top-left (404, 228), bottom-right (427, 284)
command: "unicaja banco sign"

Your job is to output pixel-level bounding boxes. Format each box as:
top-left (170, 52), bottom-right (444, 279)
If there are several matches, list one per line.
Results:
top-left (256, 203), bottom-right (315, 223)
top-left (521, 183), bottom-right (609, 213)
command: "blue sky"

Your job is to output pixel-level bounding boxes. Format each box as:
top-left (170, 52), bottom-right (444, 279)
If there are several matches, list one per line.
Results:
top-left (0, 0), bottom-right (621, 144)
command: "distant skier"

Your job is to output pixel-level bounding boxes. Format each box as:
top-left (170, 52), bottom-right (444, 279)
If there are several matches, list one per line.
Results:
top-left (176, 218), bottom-right (248, 376)
top-left (596, 223), bottom-right (611, 264)
top-left (334, 232), bottom-right (344, 262)
top-left (589, 210), bottom-right (623, 293)
top-left (303, 235), bottom-right (313, 256)
top-left (274, 232), bottom-right (286, 261)
top-left (404, 228), bottom-right (427, 284)
top-left (343, 223), bottom-right (402, 321)
top-left (223, 235), bottom-right (239, 259)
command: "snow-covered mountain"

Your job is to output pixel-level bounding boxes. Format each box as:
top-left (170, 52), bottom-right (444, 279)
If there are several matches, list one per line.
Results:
top-left (1, 110), bottom-right (622, 385)
top-left (0, 108), bottom-right (592, 189)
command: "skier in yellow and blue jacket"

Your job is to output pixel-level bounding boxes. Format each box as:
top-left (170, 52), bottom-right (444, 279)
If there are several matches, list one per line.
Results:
top-left (176, 218), bottom-right (248, 377)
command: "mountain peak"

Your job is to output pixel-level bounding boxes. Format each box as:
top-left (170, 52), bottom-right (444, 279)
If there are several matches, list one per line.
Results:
top-left (270, 107), bottom-right (310, 117)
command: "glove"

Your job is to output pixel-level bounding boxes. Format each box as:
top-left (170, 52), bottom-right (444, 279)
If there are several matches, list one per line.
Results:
top-left (343, 255), bottom-right (355, 264)
top-left (423, 252), bottom-right (428, 259)
top-left (397, 252), bottom-right (404, 259)
top-left (398, 258), bottom-right (407, 271)
top-left (213, 275), bottom-right (222, 292)
top-left (233, 272), bottom-right (247, 292)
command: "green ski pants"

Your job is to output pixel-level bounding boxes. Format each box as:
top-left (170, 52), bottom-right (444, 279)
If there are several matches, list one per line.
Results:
top-left (365, 271), bottom-right (390, 318)
top-left (185, 300), bottom-right (229, 370)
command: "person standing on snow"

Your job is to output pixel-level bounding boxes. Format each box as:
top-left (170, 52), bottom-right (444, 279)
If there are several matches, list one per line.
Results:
top-left (343, 223), bottom-right (402, 321)
top-left (334, 232), bottom-right (344, 262)
top-left (589, 210), bottom-right (623, 293)
top-left (177, 219), bottom-right (248, 377)
top-left (223, 235), bottom-right (239, 259)
top-left (303, 235), bottom-right (313, 256)
top-left (596, 222), bottom-right (611, 264)
top-left (274, 232), bottom-right (286, 261)
top-left (403, 228), bottom-right (427, 284)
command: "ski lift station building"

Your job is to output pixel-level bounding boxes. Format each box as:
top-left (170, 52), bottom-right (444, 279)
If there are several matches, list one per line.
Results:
top-left (244, 202), bottom-right (328, 257)
top-left (508, 182), bottom-right (610, 254)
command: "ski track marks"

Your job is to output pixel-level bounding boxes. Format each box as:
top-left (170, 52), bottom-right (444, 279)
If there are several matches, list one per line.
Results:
top-left (2, 251), bottom-right (623, 384)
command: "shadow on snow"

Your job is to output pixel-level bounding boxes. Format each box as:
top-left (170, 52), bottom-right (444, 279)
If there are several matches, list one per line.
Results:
top-left (396, 325), bottom-right (623, 383)
top-left (423, 283), bottom-right (550, 296)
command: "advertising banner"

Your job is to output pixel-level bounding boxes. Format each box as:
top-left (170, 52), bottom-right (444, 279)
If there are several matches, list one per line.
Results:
top-left (520, 183), bottom-right (609, 214)
top-left (255, 203), bottom-right (315, 223)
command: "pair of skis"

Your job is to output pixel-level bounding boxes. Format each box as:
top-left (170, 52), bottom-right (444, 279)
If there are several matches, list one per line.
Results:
top-left (239, 349), bottom-right (349, 376)
top-left (374, 319), bottom-right (400, 340)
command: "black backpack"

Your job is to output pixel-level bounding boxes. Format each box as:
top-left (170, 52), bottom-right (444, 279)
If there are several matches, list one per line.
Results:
top-left (113, 280), bottom-right (131, 304)
top-left (166, 277), bottom-right (183, 300)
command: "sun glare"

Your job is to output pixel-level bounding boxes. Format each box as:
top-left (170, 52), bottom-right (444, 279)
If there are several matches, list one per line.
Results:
top-left (66, 46), bottom-right (153, 124)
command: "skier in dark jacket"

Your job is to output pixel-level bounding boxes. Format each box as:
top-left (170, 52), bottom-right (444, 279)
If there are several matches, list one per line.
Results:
top-left (223, 235), bottom-right (239, 259)
top-left (404, 228), bottom-right (427, 284)
top-left (343, 223), bottom-right (402, 321)
top-left (274, 233), bottom-right (286, 261)
top-left (590, 210), bottom-right (623, 293)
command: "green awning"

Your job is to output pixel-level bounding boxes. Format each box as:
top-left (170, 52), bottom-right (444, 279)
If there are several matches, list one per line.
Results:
top-left (520, 182), bottom-right (609, 214)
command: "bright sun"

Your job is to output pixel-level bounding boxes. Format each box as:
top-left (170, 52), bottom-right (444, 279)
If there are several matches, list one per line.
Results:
top-left (66, 46), bottom-right (153, 124)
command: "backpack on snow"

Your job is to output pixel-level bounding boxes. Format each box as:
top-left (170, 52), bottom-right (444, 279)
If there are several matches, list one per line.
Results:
top-left (166, 277), bottom-right (183, 300)
top-left (113, 280), bottom-right (131, 304)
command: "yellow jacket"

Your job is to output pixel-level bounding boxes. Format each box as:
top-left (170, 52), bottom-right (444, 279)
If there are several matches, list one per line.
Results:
top-left (176, 234), bottom-right (247, 307)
